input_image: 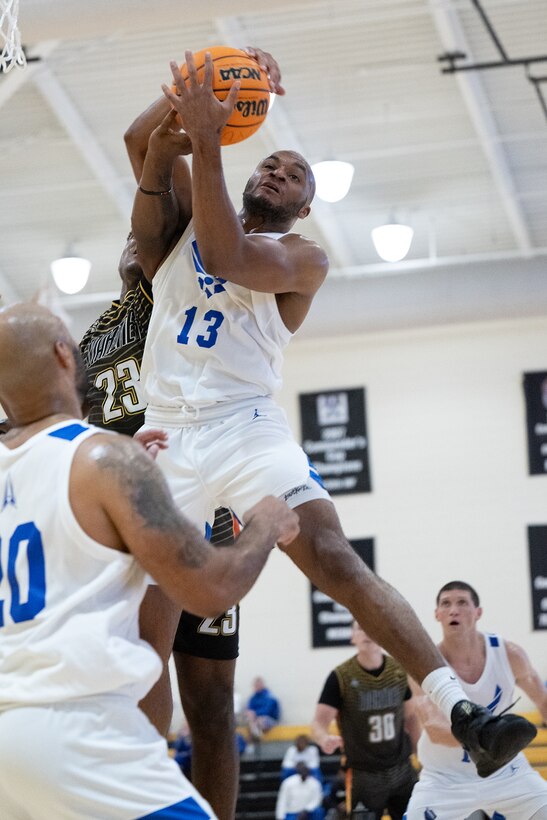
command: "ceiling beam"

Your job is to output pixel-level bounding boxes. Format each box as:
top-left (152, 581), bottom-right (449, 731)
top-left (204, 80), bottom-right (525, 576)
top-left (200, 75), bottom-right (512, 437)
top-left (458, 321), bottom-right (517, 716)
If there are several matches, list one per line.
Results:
top-left (20, 0), bottom-right (321, 43)
top-left (330, 245), bottom-right (547, 279)
top-left (31, 64), bottom-right (133, 219)
top-left (214, 16), bottom-right (354, 269)
top-left (429, 0), bottom-right (533, 253)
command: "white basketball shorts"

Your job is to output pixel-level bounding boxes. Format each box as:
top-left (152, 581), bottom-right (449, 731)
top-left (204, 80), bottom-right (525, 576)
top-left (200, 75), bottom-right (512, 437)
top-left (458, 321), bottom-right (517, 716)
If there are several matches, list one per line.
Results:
top-left (0, 697), bottom-right (216, 819)
top-left (404, 759), bottom-right (547, 820)
top-left (144, 397), bottom-right (331, 530)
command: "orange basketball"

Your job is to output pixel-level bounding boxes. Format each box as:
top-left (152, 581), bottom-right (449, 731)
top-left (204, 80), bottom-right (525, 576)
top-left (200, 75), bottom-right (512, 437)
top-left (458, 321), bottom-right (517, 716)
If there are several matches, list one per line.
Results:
top-left (178, 46), bottom-right (270, 146)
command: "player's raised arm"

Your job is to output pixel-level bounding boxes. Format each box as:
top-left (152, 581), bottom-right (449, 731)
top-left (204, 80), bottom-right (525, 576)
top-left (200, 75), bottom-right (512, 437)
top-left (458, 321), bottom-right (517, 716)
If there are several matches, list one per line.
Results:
top-left (162, 53), bottom-right (328, 297)
top-left (130, 108), bottom-right (193, 280)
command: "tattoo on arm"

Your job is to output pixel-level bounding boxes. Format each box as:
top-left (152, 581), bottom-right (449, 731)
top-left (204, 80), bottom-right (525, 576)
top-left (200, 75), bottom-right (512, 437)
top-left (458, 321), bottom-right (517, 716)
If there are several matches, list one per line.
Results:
top-left (96, 442), bottom-right (207, 569)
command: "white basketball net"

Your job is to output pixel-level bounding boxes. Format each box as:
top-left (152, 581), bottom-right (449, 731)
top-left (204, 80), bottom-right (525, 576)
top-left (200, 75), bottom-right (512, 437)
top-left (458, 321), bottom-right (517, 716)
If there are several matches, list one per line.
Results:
top-left (0, 0), bottom-right (26, 73)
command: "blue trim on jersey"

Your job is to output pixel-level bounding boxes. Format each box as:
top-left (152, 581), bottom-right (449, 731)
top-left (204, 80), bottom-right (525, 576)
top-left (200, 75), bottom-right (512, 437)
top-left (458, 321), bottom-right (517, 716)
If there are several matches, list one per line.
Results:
top-left (307, 457), bottom-right (325, 488)
top-left (488, 634), bottom-right (499, 647)
top-left (139, 796), bottom-right (210, 819)
top-left (487, 684), bottom-right (503, 713)
top-left (491, 813), bottom-right (506, 820)
top-left (48, 423), bottom-right (88, 441)
top-left (191, 240), bottom-right (206, 274)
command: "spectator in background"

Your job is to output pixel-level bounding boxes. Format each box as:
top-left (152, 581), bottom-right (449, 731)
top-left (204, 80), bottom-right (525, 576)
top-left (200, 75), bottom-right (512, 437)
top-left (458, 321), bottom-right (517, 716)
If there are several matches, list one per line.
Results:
top-left (245, 676), bottom-right (280, 741)
top-left (322, 766), bottom-right (346, 820)
top-left (276, 763), bottom-right (324, 820)
top-left (281, 734), bottom-right (322, 782)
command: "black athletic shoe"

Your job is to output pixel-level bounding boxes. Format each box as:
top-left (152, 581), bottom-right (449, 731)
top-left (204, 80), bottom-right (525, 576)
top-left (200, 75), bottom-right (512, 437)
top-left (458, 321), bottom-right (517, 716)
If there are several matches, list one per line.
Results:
top-left (451, 700), bottom-right (537, 778)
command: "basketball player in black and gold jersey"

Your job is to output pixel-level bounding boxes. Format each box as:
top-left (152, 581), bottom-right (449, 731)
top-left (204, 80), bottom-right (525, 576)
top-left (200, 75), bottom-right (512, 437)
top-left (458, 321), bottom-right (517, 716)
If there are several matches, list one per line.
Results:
top-left (311, 622), bottom-right (419, 820)
top-left (80, 232), bottom-right (152, 437)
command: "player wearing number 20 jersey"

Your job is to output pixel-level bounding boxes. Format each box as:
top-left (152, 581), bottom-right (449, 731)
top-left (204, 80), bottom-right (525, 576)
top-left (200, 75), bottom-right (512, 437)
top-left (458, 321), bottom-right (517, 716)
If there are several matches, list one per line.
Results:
top-left (0, 420), bottom-right (159, 706)
top-left (0, 418), bottom-right (219, 819)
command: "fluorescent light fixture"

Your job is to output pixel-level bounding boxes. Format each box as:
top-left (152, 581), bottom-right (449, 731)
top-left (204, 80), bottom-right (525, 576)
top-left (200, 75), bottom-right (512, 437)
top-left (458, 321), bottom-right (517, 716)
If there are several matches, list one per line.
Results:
top-left (311, 160), bottom-right (354, 203)
top-left (371, 223), bottom-right (414, 262)
top-left (50, 256), bottom-right (91, 294)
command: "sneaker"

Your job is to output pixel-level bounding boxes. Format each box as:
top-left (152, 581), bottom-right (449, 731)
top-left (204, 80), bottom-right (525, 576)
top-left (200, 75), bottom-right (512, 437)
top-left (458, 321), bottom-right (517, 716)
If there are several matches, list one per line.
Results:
top-left (450, 700), bottom-right (537, 778)
top-left (249, 725), bottom-right (262, 742)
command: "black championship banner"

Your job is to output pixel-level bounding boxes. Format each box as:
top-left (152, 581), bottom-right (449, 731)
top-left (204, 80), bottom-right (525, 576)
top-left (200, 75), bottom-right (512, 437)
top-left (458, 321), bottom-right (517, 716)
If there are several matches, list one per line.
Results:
top-left (523, 371), bottom-right (547, 475)
top-left (310, 539), bottom-right (375, 648)
top-left (528, 525), bottom-right (547, 630)
top-left (300, 388), bottom-right (371, 495)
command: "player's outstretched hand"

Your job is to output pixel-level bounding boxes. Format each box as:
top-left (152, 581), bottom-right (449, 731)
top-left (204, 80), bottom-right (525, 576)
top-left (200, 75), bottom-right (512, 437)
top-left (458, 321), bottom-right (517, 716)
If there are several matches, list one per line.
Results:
top-left (149, 109), bottom-right (193, 159)
top-left (243, 496), bottom-right (300, 548)
top-left (163, 52), bottom-right (240, 141)
top-left (133, 427), bottom-right (168, 460)
top-left (243, 46), bottom-right (286, 96)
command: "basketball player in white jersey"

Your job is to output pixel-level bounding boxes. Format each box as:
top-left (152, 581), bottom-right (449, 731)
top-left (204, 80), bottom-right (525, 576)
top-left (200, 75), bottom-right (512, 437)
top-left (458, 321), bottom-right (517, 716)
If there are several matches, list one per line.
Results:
top-left (121, 46), bottom-right (285, 820)
top-left (130, 49), bottom-right (536, 780)
top-left (404, 581), bottom-right (547, 819)
top-left (0, 302), bottom-right (299, 820)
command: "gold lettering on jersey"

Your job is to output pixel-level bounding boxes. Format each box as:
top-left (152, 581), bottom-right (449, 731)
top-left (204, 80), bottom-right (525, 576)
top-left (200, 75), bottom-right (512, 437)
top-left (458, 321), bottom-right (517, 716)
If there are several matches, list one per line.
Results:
top-left (84, 315), bottom-right (143, 367)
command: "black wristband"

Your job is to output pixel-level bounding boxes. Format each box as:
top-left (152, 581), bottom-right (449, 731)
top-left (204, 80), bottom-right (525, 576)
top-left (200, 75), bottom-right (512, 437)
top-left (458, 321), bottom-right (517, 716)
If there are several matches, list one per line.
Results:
top-left (138, 185), bottom-right (172, 196)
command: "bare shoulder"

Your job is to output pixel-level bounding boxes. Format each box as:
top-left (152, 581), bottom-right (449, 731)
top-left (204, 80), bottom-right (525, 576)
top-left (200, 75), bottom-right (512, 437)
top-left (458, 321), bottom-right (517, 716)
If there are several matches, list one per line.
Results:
top-left (73, 430), bottom-right (188, 538)
top-left (279, 232), bottom-right (329, 293)
top-left (280, 232), bottom-right (329, 264)
top-left (505, 639), bottom-right (532, 674)
top-left (74, 432), bottom-right (170, 508)
top-left (75, 430), bottom-right (143, 472)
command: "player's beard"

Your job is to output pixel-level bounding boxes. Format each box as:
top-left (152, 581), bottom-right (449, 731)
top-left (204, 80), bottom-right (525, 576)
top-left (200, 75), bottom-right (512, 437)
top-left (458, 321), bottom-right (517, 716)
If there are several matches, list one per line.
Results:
top-left (242, 190), bottom-right (304, 224)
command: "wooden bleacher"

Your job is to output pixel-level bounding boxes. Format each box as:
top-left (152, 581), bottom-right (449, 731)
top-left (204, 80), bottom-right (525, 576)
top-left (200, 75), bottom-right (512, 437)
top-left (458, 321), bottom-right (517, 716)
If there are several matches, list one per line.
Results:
top-left (256, 710), bottom-right (547, 778)
top-left (241, 711), bottom-right (547, 820)
top-left (172, 712), bottom-right (547, 820)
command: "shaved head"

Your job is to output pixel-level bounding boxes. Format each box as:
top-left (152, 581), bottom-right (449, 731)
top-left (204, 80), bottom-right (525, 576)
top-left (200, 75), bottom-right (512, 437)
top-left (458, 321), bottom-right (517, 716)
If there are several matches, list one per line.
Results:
top-left (0, 303), bottom-right (88, 426)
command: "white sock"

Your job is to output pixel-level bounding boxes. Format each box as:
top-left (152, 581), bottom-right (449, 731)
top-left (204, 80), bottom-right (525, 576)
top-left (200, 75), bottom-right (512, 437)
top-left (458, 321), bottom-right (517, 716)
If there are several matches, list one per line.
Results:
top-left (421, 667), bottom-right (468, 721)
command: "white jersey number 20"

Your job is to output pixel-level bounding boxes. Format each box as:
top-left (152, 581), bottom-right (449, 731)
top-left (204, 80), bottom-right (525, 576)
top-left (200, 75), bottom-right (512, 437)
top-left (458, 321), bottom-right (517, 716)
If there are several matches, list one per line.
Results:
top-left (0, 521), bottom-right (45, 626)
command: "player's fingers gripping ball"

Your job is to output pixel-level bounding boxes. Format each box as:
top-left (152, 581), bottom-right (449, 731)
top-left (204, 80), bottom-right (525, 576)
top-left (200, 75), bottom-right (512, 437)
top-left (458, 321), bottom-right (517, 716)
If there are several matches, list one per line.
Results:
top-left (177, 46), bottom-right (270, 145)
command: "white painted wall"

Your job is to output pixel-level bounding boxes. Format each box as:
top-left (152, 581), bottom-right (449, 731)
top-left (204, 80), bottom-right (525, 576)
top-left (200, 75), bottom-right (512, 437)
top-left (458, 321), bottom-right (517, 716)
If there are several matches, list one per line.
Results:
top-left (232, 316), bottom-right (547, 724)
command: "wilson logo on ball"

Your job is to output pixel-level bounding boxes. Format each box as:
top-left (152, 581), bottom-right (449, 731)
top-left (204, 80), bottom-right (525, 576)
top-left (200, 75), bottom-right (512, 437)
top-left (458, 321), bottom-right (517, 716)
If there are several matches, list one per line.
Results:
top-left (236, 98), bottom-right (269, 118)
